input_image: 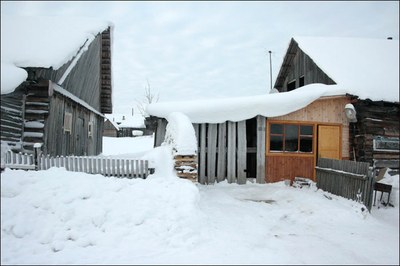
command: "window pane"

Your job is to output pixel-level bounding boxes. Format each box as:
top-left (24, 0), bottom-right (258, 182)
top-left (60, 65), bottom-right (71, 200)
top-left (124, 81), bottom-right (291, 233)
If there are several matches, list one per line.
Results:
top-left (270, 135), bottom-right (283, 151)
top-left (300, 137), bottom-right (313, 152)
top-left (270, 124), bottom-right (283, 134)
top-left (285, 125), bottom-right (299, 151)
top-left (287, 80), bottom-right (296, 92)
top-left (300, 125), bottom-right (313, 136)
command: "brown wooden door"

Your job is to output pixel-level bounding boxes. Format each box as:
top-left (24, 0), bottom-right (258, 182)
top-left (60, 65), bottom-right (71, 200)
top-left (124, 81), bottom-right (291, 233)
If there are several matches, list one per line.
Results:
top-left (318, 125), bottom-right (341, 159)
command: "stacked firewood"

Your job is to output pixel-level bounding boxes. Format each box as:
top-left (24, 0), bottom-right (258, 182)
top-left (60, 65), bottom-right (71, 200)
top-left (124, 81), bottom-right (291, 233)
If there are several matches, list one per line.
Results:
top-left (174, 155), bottom-right (198, 182)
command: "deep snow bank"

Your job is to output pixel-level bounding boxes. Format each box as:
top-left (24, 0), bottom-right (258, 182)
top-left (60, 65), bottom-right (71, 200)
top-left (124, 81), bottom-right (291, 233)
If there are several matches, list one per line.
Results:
top-left (1, 167), bottom-right (201, 264)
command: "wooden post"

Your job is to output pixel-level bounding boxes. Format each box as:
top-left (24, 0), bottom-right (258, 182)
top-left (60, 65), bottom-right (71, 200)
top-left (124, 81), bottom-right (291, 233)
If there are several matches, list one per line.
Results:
top-left (34, 144), bottom-right (42, 171)
top-left (207, 124), bottom-right (218, 184)
top-left (256, 116), bottom-right (266, 184)
top-left (237, 120), bottom-right (247, 184)
top-left (217, 122), bottom-right (227, 182)
top-left (227, 121), bottom-right (236, 183)
top-left (199, 124), bottom-right (207, 184)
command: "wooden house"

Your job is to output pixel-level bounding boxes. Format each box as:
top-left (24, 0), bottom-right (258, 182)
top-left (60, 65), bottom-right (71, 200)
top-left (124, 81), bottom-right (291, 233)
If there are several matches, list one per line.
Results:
top-left (1, 16), bottom-right (113, 156)
top-left (274, 37), bottom-right (399, 174)
top-left (147, 37), bottom-right (399, 184)
top-left (103, 118), bottom-right (119, 137)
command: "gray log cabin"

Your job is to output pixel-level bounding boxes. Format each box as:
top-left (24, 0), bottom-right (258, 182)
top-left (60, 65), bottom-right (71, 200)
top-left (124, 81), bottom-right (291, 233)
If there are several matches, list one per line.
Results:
top-left (1, 18), bottom-right (113, 156)
top-left (148, 36), bottom-right (399, 184)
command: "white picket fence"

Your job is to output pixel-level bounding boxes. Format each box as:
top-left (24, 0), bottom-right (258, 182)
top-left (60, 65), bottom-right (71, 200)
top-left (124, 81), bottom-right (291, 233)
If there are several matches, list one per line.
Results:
top-left (3, 150), bottom-right (151, 179)
top-left (2, 150), bottom-right (36, 170)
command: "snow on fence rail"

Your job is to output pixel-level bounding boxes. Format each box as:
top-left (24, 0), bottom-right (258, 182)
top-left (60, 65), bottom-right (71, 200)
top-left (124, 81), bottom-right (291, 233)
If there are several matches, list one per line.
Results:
top-left (2, 150), bottom-right (151, 179)
top-left (316, 158), bottom-right (375, 211)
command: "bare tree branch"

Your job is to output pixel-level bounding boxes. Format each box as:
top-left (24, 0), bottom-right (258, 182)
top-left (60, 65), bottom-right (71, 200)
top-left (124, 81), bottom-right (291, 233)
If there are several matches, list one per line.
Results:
top-left (135, 80), bottom-right (159, 117)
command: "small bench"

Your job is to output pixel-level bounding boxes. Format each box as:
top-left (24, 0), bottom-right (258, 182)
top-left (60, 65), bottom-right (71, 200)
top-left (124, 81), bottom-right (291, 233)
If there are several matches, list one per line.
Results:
top-left (373, 182), bottom-right (392, 206)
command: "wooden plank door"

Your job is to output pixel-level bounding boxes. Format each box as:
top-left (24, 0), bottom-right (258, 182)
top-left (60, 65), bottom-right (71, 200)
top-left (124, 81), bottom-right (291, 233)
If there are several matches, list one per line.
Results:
top-left (318, 125), bottom-right (341, 160)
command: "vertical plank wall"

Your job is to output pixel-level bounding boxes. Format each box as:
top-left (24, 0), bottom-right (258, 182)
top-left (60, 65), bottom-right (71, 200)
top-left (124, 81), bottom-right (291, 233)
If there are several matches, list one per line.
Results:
top-left (155, 115), bottom-right (266, 184)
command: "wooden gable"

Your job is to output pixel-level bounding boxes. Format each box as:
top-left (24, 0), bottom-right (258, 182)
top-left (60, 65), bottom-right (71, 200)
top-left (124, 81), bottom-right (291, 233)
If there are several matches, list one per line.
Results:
top-left (274, 38), bottom-right (336, 92)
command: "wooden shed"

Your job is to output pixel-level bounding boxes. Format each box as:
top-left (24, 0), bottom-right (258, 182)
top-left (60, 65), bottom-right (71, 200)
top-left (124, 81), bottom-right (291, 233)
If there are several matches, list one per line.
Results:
top-left (1, 17), bottom-right (113, 156)
top-left (148, 36), bottom-right (399, 184)
top-left (103, 118), bottom-right (119, 138)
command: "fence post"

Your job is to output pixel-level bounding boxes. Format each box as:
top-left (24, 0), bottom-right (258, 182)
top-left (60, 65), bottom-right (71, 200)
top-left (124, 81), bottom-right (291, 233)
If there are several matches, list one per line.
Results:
top-left (33, 143), bottom-right (43, 171)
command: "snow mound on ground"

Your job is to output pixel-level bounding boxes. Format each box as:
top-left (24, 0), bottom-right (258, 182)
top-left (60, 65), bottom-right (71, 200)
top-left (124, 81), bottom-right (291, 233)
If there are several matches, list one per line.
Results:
top-left (1, 167), bottom-right (201, 264)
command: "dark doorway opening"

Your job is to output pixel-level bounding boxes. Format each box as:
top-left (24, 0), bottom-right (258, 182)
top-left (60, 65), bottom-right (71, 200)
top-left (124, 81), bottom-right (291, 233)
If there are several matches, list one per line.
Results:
top-left (246, 117), bottom-right (257, 178)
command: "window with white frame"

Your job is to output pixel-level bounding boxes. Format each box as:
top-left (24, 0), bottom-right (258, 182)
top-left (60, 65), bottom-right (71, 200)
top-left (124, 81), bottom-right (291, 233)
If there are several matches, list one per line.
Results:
top-left (63, 112), bottom-right (73, 133)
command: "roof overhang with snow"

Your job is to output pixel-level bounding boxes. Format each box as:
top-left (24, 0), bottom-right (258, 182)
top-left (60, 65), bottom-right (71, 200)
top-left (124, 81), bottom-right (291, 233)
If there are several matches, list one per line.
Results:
top-left (1, 16), bottom-right (113, 95)
top-left (147, 83), bottom-right (350, 124)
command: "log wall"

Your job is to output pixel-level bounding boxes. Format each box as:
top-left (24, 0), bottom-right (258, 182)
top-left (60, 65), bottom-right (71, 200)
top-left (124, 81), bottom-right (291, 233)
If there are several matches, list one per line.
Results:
top-left (351, 100), bottom-right (399, 171)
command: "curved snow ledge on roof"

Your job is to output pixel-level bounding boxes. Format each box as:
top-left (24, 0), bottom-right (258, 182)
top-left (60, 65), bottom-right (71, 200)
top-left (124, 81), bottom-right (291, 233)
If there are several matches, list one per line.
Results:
top-left (1, 16), bottom-right (113, 94)
top-left (147, 83), bottom-right (349, 124)
top-left (163, 112), bottom-right (197, 155)
top-left (1, 62), bottom-right (28, 94)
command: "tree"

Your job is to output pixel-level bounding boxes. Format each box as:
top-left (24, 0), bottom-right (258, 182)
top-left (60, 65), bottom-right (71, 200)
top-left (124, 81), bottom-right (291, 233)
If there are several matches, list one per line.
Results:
top-left (136, 80), bottom-right (159, 117)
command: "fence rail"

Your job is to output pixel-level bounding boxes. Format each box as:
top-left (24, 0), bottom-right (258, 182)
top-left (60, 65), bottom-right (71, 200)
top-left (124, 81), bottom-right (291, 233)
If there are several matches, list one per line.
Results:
top-left (316, 158), bottom-right (375, 211)
top-left (3, 150), bottom-right (151, 179)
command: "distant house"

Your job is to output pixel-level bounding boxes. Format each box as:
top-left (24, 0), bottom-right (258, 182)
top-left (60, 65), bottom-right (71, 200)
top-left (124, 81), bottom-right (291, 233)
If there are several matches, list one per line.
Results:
top-left (103, 118), bottom-right (119, 137)
top-left (104, 114), bottom-right (153, 137)
top-left (147, 37), bottom-right (399, 185)
top-left (1, 16), bottom-right (113, 156)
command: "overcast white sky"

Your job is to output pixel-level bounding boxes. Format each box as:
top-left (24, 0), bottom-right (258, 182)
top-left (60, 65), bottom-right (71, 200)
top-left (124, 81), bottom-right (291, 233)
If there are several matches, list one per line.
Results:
top-left (1, 1), bottom-right (399, 114)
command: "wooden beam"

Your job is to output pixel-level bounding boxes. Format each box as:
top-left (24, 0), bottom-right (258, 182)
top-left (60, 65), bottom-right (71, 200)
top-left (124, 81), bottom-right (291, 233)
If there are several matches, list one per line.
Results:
top-left (199, 124), bottom-right (207, 184)
top-left (207, 124), bottom-right (218, 184)
top-left (227, 121), bottom-right (236, 183)
top-left (237, 120), bottom-right (247, 184)
top-left (217, 122), bottom-right (227, 182)
top-left (256, 115), bottom-right (266, 184)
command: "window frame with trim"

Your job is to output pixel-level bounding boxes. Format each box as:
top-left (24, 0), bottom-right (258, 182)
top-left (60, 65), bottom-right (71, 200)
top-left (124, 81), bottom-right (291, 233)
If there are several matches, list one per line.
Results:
top-left (268, 122), bottom-right (314, 154)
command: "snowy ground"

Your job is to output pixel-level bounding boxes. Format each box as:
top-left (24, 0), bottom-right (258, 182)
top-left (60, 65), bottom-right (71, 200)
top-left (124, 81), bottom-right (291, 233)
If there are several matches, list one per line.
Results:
top-left (1, 136), bottom-right (399, 265)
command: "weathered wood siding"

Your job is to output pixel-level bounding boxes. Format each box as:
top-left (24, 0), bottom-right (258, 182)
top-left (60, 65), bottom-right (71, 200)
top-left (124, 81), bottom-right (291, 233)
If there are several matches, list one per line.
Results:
top-left (274, 38), bottom-right (336, 91)
top-left (29, 35), bottom-right (102, 111)
top-left (1, 29), bottom-right (111, 156)
top-left (351, 99), bottom-right (399, 171)
top-left (103, 120), bottom-right (118, 137)
top-left (24, 28), bottom-right (112, 114)
top-left (153, 115), bottom-right (266, 184)
top-left (154, 118), bottom-right (168, 147)
top-left (44, 92), bottom-right (103, 156)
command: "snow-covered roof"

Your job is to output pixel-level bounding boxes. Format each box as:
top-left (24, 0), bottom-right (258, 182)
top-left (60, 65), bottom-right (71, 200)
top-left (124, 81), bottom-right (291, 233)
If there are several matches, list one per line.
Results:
top-left (292, 36), bottom-right (399, 103)
top-left (148, 37), bottom-right (399, 124)
top-left (105, 114), bottom-right (146, 129)
top-left (105, 118), bottom-right (120, 131)
top-left (1, 16), bottom-right (113, 94)
top-left (147, 83), bottom-right (349, 123)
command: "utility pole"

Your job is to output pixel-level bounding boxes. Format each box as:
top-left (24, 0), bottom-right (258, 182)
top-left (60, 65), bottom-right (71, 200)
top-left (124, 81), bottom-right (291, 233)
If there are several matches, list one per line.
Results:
top-left (268, 50), bottom-right (272, 91)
